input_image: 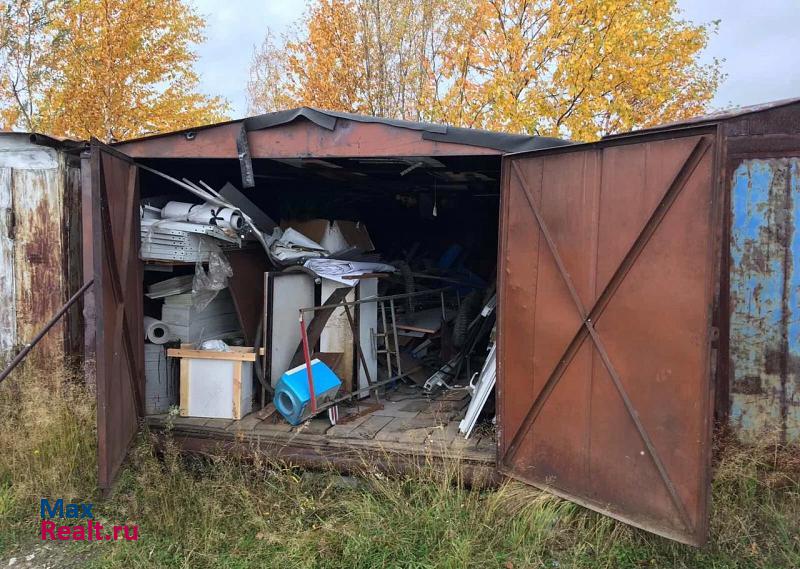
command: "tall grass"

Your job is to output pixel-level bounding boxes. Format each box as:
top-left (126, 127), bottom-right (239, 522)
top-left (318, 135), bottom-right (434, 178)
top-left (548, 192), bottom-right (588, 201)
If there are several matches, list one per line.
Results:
top-left (0, 359), bottom-right (96, 552)
top-left (0, 360), bottom-right (798, 568)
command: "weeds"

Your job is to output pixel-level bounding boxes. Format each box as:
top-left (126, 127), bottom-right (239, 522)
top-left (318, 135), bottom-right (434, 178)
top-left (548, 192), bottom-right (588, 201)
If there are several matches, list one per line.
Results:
top-left (0, 361), bottom-right (798, 568)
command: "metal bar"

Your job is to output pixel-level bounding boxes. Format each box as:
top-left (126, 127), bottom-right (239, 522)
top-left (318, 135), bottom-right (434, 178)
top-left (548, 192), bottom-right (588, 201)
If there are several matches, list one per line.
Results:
top-left (585, 321), bottom-right (695, 533)
top-left (0, 279), bottom-right (94, 385)
top-left (389, 298), bottom-right (402, 376)
top-left (583, 136), bottom-right (713, 325)
top-left (512, 161), bottom-right (587, 319)
top-left (299, 314), bottom-right (317, 413)
top-left (299, 288), bottom-right (449, 314)
top-left (343, 304), bottom-right (374, 386)
top-left (379, 300), bottom-right (392, 376)
top-left (314, 371), bottom-right (411, 415)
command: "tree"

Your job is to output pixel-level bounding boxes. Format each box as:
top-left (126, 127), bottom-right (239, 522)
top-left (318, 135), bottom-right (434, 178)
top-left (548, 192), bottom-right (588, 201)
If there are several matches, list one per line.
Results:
top-left (248, 0), bottom-right (449, 121)
top-left (248, 0), bottom-right (722, 139)
top-left (0, 0), bottom-right (229, 140)
top-left (0, 0), bottom-right (56, 131)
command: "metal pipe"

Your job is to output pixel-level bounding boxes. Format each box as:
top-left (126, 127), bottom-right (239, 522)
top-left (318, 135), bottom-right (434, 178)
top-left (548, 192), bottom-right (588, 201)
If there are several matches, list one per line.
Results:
top-left (137, 163), bottom-right (274, 259)
top-left (389, 298), bottom-right (402, 376)
top-left (0, 279), bottom-right (94, 385)
top-left (313, 370), bottom-right (412, 415)
top-left (299, 287), bottom-right (449, 314)
top-left (379, 300), bottom-right (392, 376)
top-left (299, 313), bottom-right (317, 413)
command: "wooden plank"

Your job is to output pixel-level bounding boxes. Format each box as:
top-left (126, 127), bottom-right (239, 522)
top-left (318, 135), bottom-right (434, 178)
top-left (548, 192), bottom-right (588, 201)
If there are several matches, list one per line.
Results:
top-left (167, 348), bottom-right (257, 362)
top-left (232, 362), bottom-right (242, 420)
top-left (255, 403), bottom-right (277, 420)
top-left (179, 360), bottom-right (189, 416)
top-left (152, 418), bottom-right (495, 463)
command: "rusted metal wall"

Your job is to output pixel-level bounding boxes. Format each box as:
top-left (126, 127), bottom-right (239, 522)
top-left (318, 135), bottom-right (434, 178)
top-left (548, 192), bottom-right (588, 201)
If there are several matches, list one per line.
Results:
top-left (0, 167), bottom-right (16, 354)
top-left (13, 166), bottom-right (67, 360)
top-left (0, 133), bottom-right (81, 362)
top-left (729, 158), bottom-right (800, 442)
top-left (715, 100), bottom-right (800, 444)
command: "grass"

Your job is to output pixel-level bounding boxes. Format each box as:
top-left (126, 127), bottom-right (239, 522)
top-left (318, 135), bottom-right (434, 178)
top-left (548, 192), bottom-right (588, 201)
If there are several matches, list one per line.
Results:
top-left (0, 360), bottom-right (798, 568)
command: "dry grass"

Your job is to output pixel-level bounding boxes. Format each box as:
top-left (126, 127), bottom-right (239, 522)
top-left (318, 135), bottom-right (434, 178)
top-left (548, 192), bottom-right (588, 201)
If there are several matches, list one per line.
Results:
top-left (0, 360), bottom-right (798, 568)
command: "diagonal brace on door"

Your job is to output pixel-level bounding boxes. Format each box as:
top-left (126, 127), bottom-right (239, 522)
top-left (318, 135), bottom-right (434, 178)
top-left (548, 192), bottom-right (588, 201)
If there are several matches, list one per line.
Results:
top-left (503, 136), bottom-right (712, 533)
top-left (95, 151), bottom-right (144, 418)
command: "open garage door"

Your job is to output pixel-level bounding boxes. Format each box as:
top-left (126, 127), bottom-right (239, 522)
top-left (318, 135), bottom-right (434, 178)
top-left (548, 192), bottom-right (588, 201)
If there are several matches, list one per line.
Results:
top-left (497, 129), bottom-right (721, 545)
top-left (88, 141), bottom-right (144, 490)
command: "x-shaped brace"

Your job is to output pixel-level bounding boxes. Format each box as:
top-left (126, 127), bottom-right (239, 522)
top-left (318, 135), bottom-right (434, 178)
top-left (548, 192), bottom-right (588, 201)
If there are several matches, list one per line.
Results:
top-left (503, 136), bottom-right (712, 533)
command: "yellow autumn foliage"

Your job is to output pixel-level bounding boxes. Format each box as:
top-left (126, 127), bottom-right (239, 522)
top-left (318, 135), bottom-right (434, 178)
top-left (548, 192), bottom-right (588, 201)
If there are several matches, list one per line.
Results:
top-left (0, 0), bottom-right (229, 141)
top-left (249, 0), bottom-right (722, 140)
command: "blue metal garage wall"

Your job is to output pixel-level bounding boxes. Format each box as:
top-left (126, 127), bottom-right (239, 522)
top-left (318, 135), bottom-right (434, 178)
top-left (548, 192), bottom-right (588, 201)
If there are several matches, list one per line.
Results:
top-left (730, 158), bottom-right (800, 442)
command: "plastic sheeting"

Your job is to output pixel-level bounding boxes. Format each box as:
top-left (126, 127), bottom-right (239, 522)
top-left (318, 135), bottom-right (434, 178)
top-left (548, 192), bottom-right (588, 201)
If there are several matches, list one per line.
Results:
top-left (192, 252), bottom-right (233, 311)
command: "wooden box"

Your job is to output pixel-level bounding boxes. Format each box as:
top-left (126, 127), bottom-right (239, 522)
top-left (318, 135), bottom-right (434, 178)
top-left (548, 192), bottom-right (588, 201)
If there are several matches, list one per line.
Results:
top-left (167, 346), bottom-right (262, 420)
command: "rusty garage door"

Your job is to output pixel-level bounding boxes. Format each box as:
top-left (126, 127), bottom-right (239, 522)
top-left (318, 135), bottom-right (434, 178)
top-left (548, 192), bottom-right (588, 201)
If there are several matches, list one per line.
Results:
top-left (497, 129), bottom-right (720, 545)
top-left (89, 141), bottom-right (144, 490)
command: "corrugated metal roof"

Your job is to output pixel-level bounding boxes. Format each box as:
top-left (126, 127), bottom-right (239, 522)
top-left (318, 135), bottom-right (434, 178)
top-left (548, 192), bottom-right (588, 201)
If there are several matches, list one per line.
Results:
top-left (117, 107), bottom-right (571, 153)
top-left (603, 97), bottom-right (800, 140)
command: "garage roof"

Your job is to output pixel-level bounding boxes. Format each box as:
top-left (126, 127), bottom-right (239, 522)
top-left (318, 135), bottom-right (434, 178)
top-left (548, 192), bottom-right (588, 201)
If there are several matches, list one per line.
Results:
top-left (116, 107), bottom-right (571, 157)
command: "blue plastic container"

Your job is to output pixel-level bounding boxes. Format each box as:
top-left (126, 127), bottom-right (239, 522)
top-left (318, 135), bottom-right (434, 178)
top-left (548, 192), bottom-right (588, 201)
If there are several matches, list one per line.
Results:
top-left (273, 359), bottom-right (342, 425)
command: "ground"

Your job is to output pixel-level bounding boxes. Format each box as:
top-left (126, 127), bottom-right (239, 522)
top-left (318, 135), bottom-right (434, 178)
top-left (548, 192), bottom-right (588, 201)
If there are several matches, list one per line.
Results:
top-left (0, 363), bottom-right (799, 568)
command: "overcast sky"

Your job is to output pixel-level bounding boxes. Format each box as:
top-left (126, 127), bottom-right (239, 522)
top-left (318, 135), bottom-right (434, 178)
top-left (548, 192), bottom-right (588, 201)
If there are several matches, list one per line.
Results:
top-left (191, 0), bottom-right (800, 119)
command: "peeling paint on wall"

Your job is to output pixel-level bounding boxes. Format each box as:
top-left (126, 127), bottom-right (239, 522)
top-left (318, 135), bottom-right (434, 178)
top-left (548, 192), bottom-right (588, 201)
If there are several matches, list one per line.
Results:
top-left (730, 158), bottom-right (800, 442)
top-left (0, 134), bottom-right (79, 362)
top-left (13, 167), bottom-right (66, 360)
top-left (0, 168), bottom-right (16, 354)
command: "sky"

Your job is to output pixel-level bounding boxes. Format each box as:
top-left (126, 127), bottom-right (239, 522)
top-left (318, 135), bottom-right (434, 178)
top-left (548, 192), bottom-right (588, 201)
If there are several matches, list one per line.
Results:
top-left (191, 0), bottom-right (800, 119)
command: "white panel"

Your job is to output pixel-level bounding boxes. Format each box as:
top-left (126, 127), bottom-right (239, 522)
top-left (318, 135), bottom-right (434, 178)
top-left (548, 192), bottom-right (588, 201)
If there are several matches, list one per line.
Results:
top-left (186, 359), bottom-right (234, 418)
top-left (0, 168), bottom-right (15, 354)
top-left (240, 361), bottom-right (254, 414)
top-left (0, 135), bottom-right (59, 169)
top-left (269, 273), bottom-right (316, 386)
top-left (357, 278), bottom-right (378, 393)
top-left (320, 279), bottom-right (355, 387)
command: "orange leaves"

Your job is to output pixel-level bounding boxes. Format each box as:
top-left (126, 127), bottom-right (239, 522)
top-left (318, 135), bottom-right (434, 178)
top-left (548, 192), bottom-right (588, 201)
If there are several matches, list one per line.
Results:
top-left (0, 0), bottom-right (229, 140)
top-left (248, 0), bottom-right (721, 140)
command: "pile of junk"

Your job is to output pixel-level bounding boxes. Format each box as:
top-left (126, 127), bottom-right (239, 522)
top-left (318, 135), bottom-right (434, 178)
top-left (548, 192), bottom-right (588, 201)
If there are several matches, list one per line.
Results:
top-left (139, 171), bottom-right (497, 442)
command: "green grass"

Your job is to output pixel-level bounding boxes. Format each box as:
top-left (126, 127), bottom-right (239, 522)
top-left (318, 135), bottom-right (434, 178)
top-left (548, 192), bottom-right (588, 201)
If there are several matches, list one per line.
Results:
top-left (1, 360), bottom-right (798, 568)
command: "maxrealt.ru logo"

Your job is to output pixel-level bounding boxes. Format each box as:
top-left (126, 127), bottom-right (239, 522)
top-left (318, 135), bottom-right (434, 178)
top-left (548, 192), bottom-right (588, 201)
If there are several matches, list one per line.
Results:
top-left (40, 499), bottom-right (138, 542)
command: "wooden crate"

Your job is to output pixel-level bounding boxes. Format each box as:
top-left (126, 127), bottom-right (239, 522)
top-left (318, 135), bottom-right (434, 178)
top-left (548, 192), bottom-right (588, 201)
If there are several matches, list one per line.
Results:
top-left (167, 346), bottom-right (263, 420)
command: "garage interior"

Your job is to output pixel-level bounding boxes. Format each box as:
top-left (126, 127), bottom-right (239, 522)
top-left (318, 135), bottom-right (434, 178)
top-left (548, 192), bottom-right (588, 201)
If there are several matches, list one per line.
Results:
top-left (136, 151), bottom-right (506, 469)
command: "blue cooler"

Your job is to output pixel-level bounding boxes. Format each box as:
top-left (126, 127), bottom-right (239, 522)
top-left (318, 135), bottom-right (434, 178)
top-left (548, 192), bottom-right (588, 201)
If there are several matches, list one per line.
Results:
top-left (273, 359), bottom-right (342, 425)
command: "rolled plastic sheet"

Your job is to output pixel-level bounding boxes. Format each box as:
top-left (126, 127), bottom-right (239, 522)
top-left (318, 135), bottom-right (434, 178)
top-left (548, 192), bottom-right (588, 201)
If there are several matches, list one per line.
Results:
top-left (144, 316), bottom-right (173, 344)
top-left (214, 208), bottom-right (243, 231)
top-left (162, 201), bottom-right (242, 231)
top-left (161, 201), bottom-right (194, 220)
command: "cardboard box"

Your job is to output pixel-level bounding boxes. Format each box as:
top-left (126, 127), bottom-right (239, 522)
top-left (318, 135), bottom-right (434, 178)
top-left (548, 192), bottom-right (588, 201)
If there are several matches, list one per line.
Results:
top-left (282, 219), bottom-right (374, 254)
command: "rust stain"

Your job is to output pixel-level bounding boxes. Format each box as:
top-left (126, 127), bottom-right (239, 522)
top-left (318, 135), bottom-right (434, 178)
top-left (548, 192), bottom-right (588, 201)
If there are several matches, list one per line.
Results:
top-left (12, 166), bottom-right (66, 361)
top-left (729, 158), bottom-right (800, 443)
top-left (0, 168), bottom-right (16, 354)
